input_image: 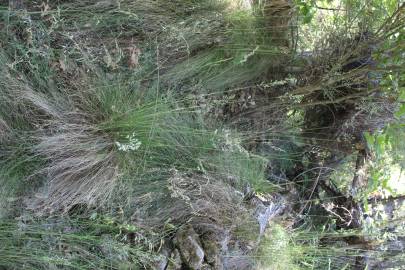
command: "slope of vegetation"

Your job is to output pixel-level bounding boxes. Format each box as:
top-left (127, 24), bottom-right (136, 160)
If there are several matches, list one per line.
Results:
top-left (0, 0), bottom-right (404, 269)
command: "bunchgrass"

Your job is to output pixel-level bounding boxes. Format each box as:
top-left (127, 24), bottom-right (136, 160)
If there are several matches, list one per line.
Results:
top-left (163, 4), bottom-right (287, 92)
top-left (0, 217), bottom-right (161, 270)
top-left (255, 224), bottom-right (373, 270)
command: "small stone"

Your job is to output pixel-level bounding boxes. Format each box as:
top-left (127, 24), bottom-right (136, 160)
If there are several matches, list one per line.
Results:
top-left (201, 235), bottom-right (223, 270)
top-left (201, 263), bottom-right (214, 270)
top-left (202, 239), bottom-right (219, 265)
top-left (166, 249), bottom-right (182, 270)
top-left (154, 246), bottom-right (171, 270)
top-left (174, 225), bottom-right (205, 270)
top-left (223, 251), bottom-right (254, 270)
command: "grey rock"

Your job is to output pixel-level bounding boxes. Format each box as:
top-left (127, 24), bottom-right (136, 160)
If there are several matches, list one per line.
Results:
top-left (201, 236), bottom-right (223, 270)
top-left (201, 263), bottom-right (214, 270)
top-left (174, 225), bottom-right (205, 270)
top-left (154, 246), bottom-right (171, 270)
top-left (166, 249), bottom-right (182, 270)
top-left (223, 251), bottom-right (254, 270)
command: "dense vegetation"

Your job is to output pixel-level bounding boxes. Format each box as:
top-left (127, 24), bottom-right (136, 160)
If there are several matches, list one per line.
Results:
top-left (0, 0), bottom-right (404, 269)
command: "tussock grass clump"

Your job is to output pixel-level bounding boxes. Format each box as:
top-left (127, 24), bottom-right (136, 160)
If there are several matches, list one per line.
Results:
top-left (255, 224), bottom-right (304, 270)
top-left (255, 225), bottom-right (370, 270)
top-left (33, 119), bottom-right (118, 212)
top-left (163, 4), bottom-right (289, 92)
top-left (0, 137), bottom-right (43, 218)
top-left (1, 40), bottom-right (273, 214)
top-left (0, 52), bottom-right (48, 217)
top-left (0, 54), bottom-right (120, 212)
top-left (0, 217), bottom-right (161, 270)
top-left (0, 60), bottom-right (267, 214)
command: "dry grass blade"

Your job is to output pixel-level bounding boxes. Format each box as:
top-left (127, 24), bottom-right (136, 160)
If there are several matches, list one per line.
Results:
top-left (0, 118), bottom-right (10, 142)
top-left (31, 114), bottom-right (118, 213)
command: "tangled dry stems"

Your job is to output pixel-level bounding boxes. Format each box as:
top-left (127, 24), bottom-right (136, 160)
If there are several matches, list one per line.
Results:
top-left (32, 119), bottom-right (118, 213)
top-left (133, 168), bottom-right (258, 240)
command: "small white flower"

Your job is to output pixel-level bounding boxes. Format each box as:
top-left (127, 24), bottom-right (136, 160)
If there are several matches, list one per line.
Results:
top-left (115, 131), bottom-right (142, 152)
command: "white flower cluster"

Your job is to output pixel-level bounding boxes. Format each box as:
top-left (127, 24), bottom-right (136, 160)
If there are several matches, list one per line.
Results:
top-left (115, 132), bottom-right (142, 152)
